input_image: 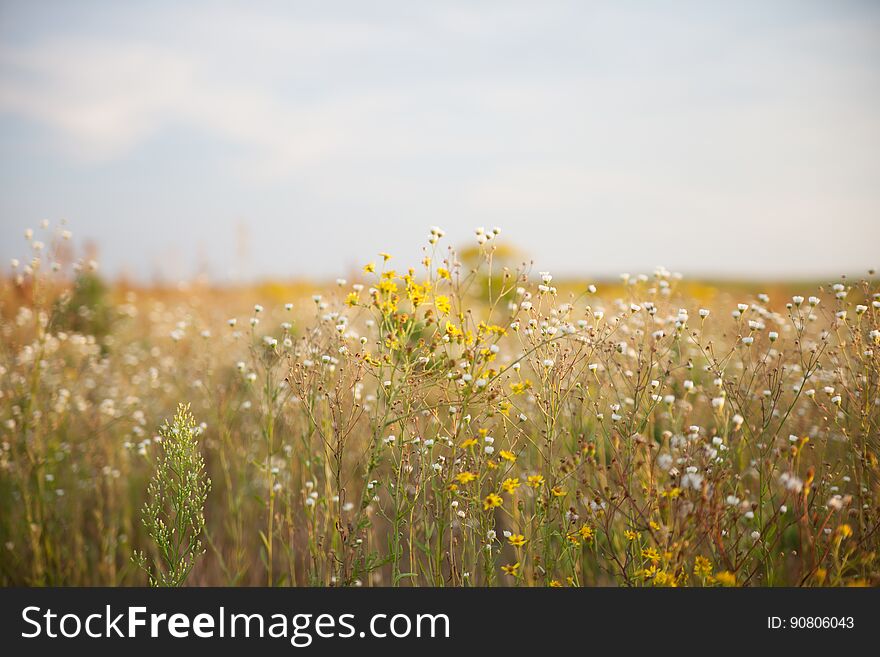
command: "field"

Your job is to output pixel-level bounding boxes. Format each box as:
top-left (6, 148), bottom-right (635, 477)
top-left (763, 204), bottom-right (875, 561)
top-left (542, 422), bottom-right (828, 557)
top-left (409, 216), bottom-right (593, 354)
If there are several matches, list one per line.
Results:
top-left (1, 224), bottom-right (878, 587)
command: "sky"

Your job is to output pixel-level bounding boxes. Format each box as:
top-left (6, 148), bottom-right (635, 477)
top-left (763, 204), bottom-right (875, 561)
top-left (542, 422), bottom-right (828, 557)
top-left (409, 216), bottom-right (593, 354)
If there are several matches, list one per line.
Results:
top-left (1, 0), bottom-right (879, 282)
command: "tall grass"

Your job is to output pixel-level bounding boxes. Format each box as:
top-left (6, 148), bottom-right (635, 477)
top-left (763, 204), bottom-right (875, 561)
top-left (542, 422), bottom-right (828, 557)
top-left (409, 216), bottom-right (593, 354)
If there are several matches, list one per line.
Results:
top-left (0, 223), bottom-right (877, 586)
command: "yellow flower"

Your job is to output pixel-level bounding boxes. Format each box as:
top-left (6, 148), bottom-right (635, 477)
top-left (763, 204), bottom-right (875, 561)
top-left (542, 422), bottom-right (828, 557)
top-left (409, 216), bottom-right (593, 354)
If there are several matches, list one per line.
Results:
top-left (578, 525), bottom-right (594, 542)
top-left (345, 292), bottom-right (359, 307)
top-left (715, 571), bottom-right (736, 587)
top-left (363, 262), bottom-right (375, 274)
top-left (549, 580), bottom-right (562, 588)
top-left (653, 571), bottom-right (677, 587)
top-left (499, 449), bottom-right (516, 462)
top-left (445, 321), bottom-right (463, 339)
top-left (377, 279), bottom-right (398, 294)
top-left (484, 493), bottom-right (503, 510)
top-left (550, 486), bottom-right (565, 497)
top-left (694, 555), bottom-right (713, 578)
top-left (509, 380), bottom-right (532, 395)
top-left (527, 475), bottom-right (544, 488)
top-left (460, 438), bottom-right (478, 449)
top-left (639, 564), bottom-right (659, 579)
top-left (507, 534), bottom-right (527, 548)
top-left (624, 530), bottom-right (639, 541)
top-left (836, 524), bottom-right (853, 539)
top-left (437, 267), bottom-right (451, 280)
top-left (642, 547), bottom-right (660, 564)
top-left (455, 471), bottom-right (477, 484)
top-left (501, 477), bottom-right (521, 494)
top-left (501, 562), bottom-right (520, 576)
top-left (379, 252), bottom-right (392, 262)
top-left (435, 295), bottom-right (451, 315)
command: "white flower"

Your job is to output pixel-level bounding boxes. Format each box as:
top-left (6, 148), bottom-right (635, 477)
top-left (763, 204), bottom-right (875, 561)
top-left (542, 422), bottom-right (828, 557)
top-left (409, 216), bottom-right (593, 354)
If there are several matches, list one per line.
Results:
top-left (681, 469), bottom-right (703, 489)
top-left (699, 308), bottom-right (710, 318)
top-left (254, 304), bottom-right (263, 313)
top-left (792, 296), bottom-right (804, 306)
top-left (779, 472), bottom-right (803, 493)
top-left (768, 331), bottom-right (778, 342)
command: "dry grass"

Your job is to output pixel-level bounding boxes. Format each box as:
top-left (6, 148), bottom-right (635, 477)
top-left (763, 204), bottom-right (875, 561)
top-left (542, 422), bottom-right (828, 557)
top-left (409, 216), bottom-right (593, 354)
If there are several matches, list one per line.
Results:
top-left (1, 224), bottom-right (878, 586)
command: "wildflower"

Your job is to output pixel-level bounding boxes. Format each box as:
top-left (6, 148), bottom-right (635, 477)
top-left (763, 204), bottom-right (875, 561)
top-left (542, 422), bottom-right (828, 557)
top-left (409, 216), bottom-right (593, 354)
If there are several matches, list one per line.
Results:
top-left (501, 562), bottom-right (520, 576)
top-left (694, 556), bottom-right (712, 578)
top-left (624, 530), bottom-right (639, 541)
top-left (435, 295), bottom-right (451, 314)
top-left (484, 493), bottom-right (503, 510)
top-left (507, 534), bottom-right (527, 547)
top-left (642, 547), bottom-right (661, 563)
top-left (501, 477), bottom-right (521, 494)
top-left (550, 486), bottom-right (565, 497)
top-left (527, 475), bottom-right (544, 488)
top-left (499, 449), bottom-right (516, 462)
top-left (578, 525), bottom-right (594, 542)
top-left (715, 571), bottom-right (736, 586)
top-left (836, 524), bottom-right (853, 539)
top-left (455, 471), bottom-right (478, 484)
top-left (681, 467), bottom-right (703, 490)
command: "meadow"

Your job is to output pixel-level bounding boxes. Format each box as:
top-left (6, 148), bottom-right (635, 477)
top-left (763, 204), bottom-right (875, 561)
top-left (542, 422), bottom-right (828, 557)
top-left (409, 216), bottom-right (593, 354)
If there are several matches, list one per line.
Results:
top-left (1, 223), bottom-right (878, 587)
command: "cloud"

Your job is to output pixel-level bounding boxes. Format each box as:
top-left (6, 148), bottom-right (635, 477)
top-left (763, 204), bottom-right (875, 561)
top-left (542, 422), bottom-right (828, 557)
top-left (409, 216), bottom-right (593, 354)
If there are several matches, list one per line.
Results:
top-left (0, 1), bottom-right (878, 278)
